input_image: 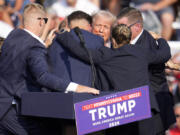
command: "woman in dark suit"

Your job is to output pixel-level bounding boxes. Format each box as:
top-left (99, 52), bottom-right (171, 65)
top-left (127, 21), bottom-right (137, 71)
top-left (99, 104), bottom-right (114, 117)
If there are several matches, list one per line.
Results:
top-left (57, 24), bottom-right (171, 135)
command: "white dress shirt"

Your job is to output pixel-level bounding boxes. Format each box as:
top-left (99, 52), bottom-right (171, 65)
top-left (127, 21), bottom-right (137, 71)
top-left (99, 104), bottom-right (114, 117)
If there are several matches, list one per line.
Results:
top-left (130, 30), bottom-right (143, 45)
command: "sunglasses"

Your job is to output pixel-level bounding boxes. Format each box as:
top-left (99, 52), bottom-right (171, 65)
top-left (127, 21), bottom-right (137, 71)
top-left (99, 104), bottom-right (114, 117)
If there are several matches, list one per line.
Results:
top-left (37, 17), bottom-right (48, 24)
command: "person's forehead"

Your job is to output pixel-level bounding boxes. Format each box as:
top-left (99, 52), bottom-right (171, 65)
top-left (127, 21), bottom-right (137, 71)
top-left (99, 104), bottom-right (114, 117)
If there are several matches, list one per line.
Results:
top-left (70, 19), bottom-right (89, 24)
top-left (175, 107), bottom-right (180, 113)
top-left (69, 19), bottom-right (91, 30)
top-left (117, 17), bottom-right (129, 25)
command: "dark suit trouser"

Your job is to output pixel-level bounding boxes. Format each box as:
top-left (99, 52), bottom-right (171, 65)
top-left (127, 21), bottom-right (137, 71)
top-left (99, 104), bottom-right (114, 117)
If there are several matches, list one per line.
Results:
top-left (0, 106), bottom-right (59, 135)
top-left (106, 122), bottom-right (138, 135)
top-left (106, 112), bottom-right (164, 135)
top-left (156, 92), bottom-right (176, 130)
top-left (138, 112), bottom-right (164, 135)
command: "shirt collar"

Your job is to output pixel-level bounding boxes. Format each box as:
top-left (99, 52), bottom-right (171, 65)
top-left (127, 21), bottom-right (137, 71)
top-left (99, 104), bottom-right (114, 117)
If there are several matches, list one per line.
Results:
top-left (23, 29), bottom-right (45, 46)
top-left (104, 40), bottom-right (111, 48)
top-left (130, 29), bottom-right (143, 45)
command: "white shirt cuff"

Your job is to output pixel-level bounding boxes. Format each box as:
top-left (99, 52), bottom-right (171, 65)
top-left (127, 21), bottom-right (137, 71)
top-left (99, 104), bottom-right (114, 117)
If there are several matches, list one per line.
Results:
top-left (65, 82), bottom-right (78, 93)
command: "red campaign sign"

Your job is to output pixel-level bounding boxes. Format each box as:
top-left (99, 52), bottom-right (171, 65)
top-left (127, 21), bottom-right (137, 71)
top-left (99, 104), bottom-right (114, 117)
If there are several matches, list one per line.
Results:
top-left (82, 92), bottom-right (142, 111)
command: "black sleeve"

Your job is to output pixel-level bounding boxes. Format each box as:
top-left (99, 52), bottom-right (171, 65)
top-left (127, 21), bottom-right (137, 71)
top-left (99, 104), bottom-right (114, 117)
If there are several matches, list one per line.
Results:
top-left (148, 38), bottom-right (171, 64)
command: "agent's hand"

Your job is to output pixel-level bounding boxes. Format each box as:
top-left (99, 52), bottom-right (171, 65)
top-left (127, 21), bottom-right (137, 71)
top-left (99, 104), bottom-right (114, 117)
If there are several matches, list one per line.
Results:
top-left (76, 85), bottom-right (100, 95)
top-left (44, 28), bottom-right (56, 48)
top-left (149, 31), bottom-right (161, 40)
top-left (41, 14), bottom-right (57, 42)
top-left (140, 3), bottom-right (157, 11)
top-left (166, 60), bottom-right (180, 71)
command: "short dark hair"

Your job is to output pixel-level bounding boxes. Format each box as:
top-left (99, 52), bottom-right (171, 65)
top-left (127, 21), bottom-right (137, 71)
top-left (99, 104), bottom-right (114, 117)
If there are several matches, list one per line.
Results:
top-left (112, 24), bottom-right (131, 45)
top-left (117, 7), bottom-right (143, 25)
top-left (67, 11), bottom-right (92, 26)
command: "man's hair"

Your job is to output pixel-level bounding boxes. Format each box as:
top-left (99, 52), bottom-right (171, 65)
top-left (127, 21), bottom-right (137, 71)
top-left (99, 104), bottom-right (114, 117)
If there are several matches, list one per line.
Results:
top-left (23, 3), bottom-right (46, 26)
top-left (67, 11), bottom-right (92, 25)
top-left (117, 7), bottom-right (143, 25)
top-left (92, 10), bottom-right (116, 24)
top-left (59, 18), bottom-right (68, 32)
top-left (112, 24), bottom-right (131, 45)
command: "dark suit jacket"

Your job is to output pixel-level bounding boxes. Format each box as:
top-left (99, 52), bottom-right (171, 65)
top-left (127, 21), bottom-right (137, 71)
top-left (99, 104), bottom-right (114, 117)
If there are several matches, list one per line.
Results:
top-left (135, 30), bottom-right (176, 129)
top-left (57, 31), bottom-right (171, 112)
top-left (135, 30), bottom-right (170, 93)
top-left (0, 29), bottom-right (70, 117)
top-left (48, 29), bottom-right (103, 86)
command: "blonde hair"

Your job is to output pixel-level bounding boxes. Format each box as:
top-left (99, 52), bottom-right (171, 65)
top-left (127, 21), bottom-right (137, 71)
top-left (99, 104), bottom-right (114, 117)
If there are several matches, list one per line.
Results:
top-left (92, 10), bottom-right (116, 25)
top-left (112, 24), bottom-right (131, 45)
top-left (23, 3), bottom-right (46, 26)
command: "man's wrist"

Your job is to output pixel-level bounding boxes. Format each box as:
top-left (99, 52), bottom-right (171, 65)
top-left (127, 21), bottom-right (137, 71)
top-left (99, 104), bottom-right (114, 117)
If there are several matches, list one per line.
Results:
top-left (65, 82), bottom-right (78, 93)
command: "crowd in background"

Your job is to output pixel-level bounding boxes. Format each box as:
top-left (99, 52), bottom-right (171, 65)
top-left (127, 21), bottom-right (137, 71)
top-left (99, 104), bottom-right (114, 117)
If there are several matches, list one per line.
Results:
top-left (1, 0), bottom-right (180, 134)
top-left (0, 0), bottom-right (180, 39)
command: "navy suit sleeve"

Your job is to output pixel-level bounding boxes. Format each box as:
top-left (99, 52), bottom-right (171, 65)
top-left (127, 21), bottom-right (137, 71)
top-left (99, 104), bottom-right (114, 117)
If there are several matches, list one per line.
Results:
top-left (148, 38), bottom-right (171, 64)
top-left (70, 29), bottom-right (104, 49)
top-left (48, 41), bottom-right (66, 77)
top-left (57, 32), bottom-right (112, 64)
top-left (27, 46), bottom-right (70, 92)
